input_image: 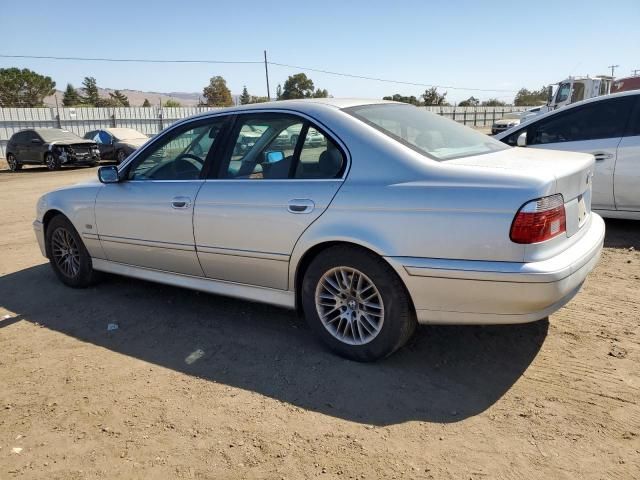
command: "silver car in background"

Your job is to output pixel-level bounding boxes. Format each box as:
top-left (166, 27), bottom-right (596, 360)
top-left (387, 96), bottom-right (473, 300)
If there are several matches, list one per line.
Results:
top-left (33, 99), bottom-right (604, 361)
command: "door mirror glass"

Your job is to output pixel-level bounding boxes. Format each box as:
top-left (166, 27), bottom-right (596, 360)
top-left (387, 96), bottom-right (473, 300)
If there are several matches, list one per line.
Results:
top-left (264, 150), bottom-right (285, 163)
top-left (98, 165), bottom-right (120, 183)
top-left (516, 132), bottom-right (527, 147)
top-left (31, 138), bottom-right (42, 144)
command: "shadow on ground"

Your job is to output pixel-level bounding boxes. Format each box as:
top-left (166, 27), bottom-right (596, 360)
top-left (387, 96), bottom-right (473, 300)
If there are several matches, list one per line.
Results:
top-left (603, 218), bottom-right (640, 250)
top-left (0, 263), bottom-right (548, 426)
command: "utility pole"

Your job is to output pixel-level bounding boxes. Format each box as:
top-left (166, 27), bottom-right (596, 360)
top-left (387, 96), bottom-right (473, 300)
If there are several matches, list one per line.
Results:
top-left (608, 64), bottom-right (619, 77)
top-left (632, 69), bottom-right (640, 77)
top-left (264, 50), bottom-right (271, 101)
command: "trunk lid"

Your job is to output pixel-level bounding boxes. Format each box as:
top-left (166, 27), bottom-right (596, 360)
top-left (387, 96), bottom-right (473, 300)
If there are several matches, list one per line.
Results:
top-left (446, 147), bottom-right (594, 237)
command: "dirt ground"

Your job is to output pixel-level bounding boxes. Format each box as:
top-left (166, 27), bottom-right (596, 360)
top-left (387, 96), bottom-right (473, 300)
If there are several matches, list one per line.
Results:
top-left (0, 162), bottom-right (638, 480)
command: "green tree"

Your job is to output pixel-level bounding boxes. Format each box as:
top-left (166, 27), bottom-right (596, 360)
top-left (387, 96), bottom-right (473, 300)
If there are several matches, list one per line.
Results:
top-left (514, 86), bottom-right (549, 106)
top-left (250, 96), bottom-right (269, 104)
top-left (0, 68), bottom-right (56, 107)
top-left (164, 99), bottom-right (181, 107)
top-left (203, 76), bottom-right (233, 107)
top-left (382, 94), bottom-right (421, 105)
top-left (481, 98), bottom-right (506, 106)
top-left (276, 84), bottom-right (282, 100)
top-left (109, 90), bottom-right (130, 107)
top-left (62, 83), bottom-right (81, 106)
top-left (81, 77), bottom-right (100, 106)
top-left (281, 73), bottom-right (315, 99)
top-left (240, 85), bottom-right (251, 105)
top-left (142, 98), bottom-right (151, 107)
top-left (422, 87), bottom-right (449, 106)
top-left (458, 96), bottom-right (479, 107)
top-left (312, 88), bottom-right (329, 98)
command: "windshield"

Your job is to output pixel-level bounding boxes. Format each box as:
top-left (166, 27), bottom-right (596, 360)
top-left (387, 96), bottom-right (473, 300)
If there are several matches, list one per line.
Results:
top-left (555, 83), bottom-right (571, 103)
top-left (345, 103), bottom-right (508, 161)
top-left (36, 129), bottom-right (85, 143)
top-left (109, 128), bottom-right (147, 141)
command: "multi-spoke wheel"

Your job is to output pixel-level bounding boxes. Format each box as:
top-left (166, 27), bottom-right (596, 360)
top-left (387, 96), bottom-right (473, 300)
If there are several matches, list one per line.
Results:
top-left (7, 153), bottom-right (22, 171)
top-left (116, 149), bottom-right (127, 164)
top-left (302, 246), bottom-right (416, 361)
top-left (315, 267), bottom-right (385, 345)
top-left (45, 215), bottom-right (99, 288)
top-left (45, 152), bottom-right (60, 170)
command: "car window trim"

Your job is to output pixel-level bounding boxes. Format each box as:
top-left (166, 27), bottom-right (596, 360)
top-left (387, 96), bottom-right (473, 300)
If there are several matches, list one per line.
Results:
top-left (117, 108), bottom-right (351, 181)
top-left (212, 112), bottom-right (347, 181)
top-left (120, 116), bottom-right (231, 182)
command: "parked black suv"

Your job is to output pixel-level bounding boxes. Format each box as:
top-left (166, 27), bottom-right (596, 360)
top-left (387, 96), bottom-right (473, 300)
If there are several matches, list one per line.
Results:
top-left (6, 128), bottom-right (100, 171)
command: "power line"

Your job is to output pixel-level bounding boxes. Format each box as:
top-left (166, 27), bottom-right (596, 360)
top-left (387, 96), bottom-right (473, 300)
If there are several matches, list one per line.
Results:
top-left (0, 54), bottom-right (262, 64)
top-left (0, 53), bottom-right (518, 93)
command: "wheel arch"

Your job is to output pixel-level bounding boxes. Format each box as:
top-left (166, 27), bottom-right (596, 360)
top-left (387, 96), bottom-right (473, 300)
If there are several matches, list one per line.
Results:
top-left (292, 240), bottom-right (415, 317)
top-left (42, 209), bottom-right (67, 257)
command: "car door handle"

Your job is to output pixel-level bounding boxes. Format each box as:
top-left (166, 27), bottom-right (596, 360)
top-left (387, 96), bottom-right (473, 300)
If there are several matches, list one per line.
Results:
top-left (592, 152), bottom-right (614, 162)
top-left (171, 196), bottom-right (192, 209)
top-left (287, 199), bottom-right (315, 214)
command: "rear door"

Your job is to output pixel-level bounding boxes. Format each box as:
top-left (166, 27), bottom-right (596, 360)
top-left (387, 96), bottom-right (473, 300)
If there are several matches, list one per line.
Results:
top-left (193, 112), bottom-right (346, 290)
top-left (520, 96), bottom-right (635, 211)
top-left (614, 95), bottom-right (640, 211)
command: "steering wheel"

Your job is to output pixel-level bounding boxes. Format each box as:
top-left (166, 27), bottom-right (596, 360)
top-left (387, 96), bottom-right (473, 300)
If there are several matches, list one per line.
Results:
top-left (171, 153), bottom-right (205, 179)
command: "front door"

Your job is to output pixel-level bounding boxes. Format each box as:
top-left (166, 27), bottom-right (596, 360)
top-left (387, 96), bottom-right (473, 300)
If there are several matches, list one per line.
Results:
top-left (95, 116), bottom-right (228, 276)
top-left (193, 113), bottom-right (346, 290)
top-left (614, 99), bottom-right (640, 212)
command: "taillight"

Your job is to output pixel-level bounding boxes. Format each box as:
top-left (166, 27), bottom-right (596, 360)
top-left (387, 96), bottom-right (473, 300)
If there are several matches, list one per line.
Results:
top-left (510, 194), bottom-right (566, 244)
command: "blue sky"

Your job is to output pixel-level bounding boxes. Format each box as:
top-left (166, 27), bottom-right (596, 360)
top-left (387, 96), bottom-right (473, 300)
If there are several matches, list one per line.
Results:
top-left (1, 0), bottom-right (639, 103)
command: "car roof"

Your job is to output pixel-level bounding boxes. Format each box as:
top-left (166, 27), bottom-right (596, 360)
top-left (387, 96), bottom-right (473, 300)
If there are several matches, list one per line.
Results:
top-left (187, 98), bottom-right (400, 120)
top-left (495, 90), bottom-right (640, 138)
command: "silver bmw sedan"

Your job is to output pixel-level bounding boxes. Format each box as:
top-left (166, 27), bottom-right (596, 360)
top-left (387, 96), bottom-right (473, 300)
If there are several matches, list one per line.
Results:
top-left (33, 99), bottom-right (604, 361)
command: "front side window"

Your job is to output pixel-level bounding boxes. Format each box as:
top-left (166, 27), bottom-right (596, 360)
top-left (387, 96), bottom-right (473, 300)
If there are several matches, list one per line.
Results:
top-left (526, 97), bottom-right (634, 145)
top-left (128, 118), bottom-right (226, 181)
top-left (96, 131), bottom-right (112, 144)
top-left (345, 103), bottom-right (507, 161)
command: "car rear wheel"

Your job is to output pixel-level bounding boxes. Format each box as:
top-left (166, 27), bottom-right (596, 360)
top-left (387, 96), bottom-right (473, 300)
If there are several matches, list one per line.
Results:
top-left (46, 215), bottom-right (99, 288)
top-left (116, 149), bottom-right (127, 164)
top-left (301, 246), bottom-right (416, 361)
top-left (290, 134), bottom-right (299, 147)
top-left (7, 153), bottom-right (21, 171)
top-left (45, 152), bottom-right (60, 170)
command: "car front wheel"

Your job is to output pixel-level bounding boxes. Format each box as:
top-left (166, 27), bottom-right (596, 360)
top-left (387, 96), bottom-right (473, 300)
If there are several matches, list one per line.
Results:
top-left (116, 149), bottom-right (127, 164)
top-left (45, 152), bottom-right (60, 170)
top-left (7, 153), bottom-right (21, 171)
top-left (46, 215), bottom-right (99, 288)
top-left (301, 246), bottom-right (416, 361)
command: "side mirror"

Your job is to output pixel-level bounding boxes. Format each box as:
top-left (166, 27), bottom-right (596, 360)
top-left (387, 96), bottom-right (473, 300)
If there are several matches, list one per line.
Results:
top-left (98, 165), bottom-right (120, 184)
top-left (31, 138), bottom-right (42, 144)
top-left (264, 150), bottom-right (285, 163)
top-left (516, 132), bottom-right (527, 147)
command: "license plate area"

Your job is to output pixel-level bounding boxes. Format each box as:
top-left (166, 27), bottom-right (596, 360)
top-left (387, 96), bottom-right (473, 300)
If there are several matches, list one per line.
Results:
top-left (577, 194), bottom-right (588, 226)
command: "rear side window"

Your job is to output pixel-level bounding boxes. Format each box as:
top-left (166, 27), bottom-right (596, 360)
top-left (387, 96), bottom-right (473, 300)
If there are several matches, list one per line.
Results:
top-left (625, 96), bottom-right (640, 137)
top-left (220, 113), bottom-right (345, 180)
top-left (526, 97), bottom-right (634, 145)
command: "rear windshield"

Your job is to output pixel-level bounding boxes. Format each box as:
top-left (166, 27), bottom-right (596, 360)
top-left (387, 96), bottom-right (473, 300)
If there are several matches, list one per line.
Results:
top-left (344, 103), bottom-right (508, 161)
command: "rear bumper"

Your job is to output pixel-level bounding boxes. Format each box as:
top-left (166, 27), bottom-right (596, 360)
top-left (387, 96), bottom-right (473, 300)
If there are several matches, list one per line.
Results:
top-left (386, 213), bottom-right (605, 325)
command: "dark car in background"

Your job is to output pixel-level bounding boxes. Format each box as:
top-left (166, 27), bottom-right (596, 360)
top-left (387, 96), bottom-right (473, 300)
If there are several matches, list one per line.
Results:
top-left (84, 128), bottom-right (149, 164)
top-left (6, 128), bottom-right (100, 171)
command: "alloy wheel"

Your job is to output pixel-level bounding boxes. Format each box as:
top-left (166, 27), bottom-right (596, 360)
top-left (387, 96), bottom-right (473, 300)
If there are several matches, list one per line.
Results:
top-left (46, 153), bottom-right (57, 170)
top-left (7, 154), bottom-right (17, 171)
top-left (314, 266), bottom-right (385, 345)
top-left (51, 227), bottom-right (81, 278)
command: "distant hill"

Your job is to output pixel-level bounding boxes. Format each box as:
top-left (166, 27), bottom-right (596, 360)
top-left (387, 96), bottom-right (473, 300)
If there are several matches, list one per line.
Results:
top-left (44, 88), bottom-right (240, 107)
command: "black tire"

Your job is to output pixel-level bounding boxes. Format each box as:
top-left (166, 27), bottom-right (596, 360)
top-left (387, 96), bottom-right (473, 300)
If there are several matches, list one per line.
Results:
top-left (45, 215), bottom-right (100, 288)
top-left (45, 152), bottom-right (60, 171)
top-left (116, 149), bottom-right (127, 164)
top-left (290, 134), bottom-right (299, 147)
top-left (7, 153), bottom-right (22, 171)
top-left (301, 246), bottom-right (416, 362)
